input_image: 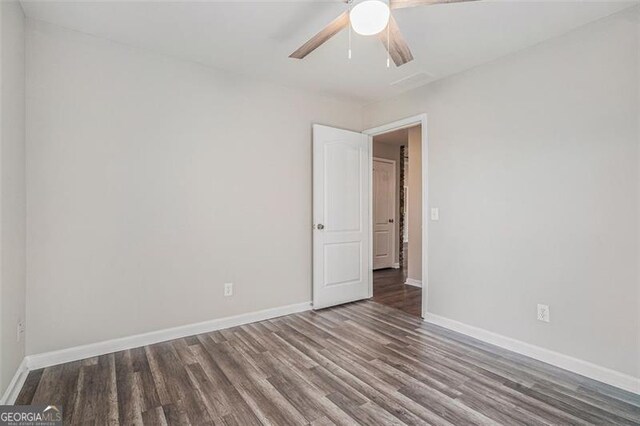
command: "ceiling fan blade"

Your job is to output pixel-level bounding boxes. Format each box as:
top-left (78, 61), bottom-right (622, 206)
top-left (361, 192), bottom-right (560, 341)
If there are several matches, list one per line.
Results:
top-left (289, 11), bottom-right (350, 59)
top-left (380, 15), bottom-right (414, 66)
top-left (390, 0), bottom-right (479, 9)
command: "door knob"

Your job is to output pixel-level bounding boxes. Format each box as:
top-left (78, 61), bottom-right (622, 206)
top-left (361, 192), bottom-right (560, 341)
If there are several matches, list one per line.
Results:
top-left (316, 224), bottom-right (325, 230)
top-left (388, 219), bottom-right (394, 223)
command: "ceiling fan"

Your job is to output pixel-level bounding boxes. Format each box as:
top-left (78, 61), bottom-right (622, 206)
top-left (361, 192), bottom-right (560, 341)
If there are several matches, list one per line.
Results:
top-left (290, 0), bottom-right (477, 67)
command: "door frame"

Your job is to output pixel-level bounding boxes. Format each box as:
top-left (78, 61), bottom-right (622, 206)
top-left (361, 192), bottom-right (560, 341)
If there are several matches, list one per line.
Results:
top-left (363, 114), bottom-right (428, 318)
top-left (372, 157), bottom-right (397, 271)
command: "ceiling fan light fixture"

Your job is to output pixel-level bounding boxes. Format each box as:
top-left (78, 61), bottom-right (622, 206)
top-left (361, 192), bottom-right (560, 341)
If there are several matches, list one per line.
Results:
top-left (350, 0), bottom-right (390, 36)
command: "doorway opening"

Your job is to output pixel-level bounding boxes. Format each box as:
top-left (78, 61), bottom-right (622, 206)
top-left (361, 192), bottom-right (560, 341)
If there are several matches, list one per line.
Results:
top-left (369, 124), bottom-right (423, 317)
top-left (311, 115), bottom-right (426, 314)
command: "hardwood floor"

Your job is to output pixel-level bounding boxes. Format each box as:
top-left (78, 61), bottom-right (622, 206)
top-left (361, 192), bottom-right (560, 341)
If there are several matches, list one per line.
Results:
top-left (372, 266), bottom-right (422, 317)
top-left (373, 244), bottom-right (422, 317)
top-left (16, 301), bottom-right (639, 425)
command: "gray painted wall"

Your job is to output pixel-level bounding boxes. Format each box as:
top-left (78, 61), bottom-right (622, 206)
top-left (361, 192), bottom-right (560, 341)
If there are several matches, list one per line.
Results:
top-left (0, 0), bottom-right (26, 395)
top-left (364, 9), bottom-right (640, 378)
top-left (25, 21), bottom-right (362, 355)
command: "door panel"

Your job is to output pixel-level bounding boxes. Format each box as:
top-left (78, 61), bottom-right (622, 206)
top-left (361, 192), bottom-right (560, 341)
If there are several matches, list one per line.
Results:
top-left (324, 242), bottom-right (362, 286)
top-left (325, 142), bottom-right (362, 232)
top-left (313, 125), bottom-right (370, 310)
top-left (374, 231), bottom-right (390, 257)
top-left (373, 158), bottom-right (395, 270)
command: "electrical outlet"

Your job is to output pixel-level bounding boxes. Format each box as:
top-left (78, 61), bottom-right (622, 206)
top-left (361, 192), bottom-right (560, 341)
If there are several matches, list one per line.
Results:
top-left (224, 282), bottom-right (233, 297)
top-left (537, 304), bottom-right (550, 323)
top-left (16, 320), bottom-right (24, 342)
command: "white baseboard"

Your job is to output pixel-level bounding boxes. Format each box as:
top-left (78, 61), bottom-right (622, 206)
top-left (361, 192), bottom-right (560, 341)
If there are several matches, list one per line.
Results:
top-left (392, 263), bottom-right (400, 269)
top-left (424, 313), bottom-right (640, 395)
top-left (0, 358), bottom-right (29, 405)
top-left (26, 301), bottom-right (312, 371)
top-left (405, 278), bottom-right (422, 288)
top-left (10, 302), bottom-right (637, 402)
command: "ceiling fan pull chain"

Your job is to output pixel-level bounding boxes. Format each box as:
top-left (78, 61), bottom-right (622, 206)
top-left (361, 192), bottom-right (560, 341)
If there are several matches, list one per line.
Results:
top-left (386, 18), bottom-right (390, 68)
top-left (348, 2), bottom-right (353, 59)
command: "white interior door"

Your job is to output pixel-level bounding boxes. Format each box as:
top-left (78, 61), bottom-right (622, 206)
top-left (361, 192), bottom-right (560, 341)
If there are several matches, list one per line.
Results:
top-left (373, 158), bottom-right (395, 270)
top-left (313, 124), bottom-right (370, 310)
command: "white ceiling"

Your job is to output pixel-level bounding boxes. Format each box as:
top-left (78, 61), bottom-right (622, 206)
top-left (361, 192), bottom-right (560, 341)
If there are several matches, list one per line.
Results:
top-left (21, 0), bottom-right (637, 103)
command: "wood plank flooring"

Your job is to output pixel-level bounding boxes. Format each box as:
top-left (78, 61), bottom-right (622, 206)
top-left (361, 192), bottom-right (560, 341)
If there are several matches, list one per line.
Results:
top-left (16, 301), bottom-right (640, 425)
top-left (373, 265), bottom-right (422, 317)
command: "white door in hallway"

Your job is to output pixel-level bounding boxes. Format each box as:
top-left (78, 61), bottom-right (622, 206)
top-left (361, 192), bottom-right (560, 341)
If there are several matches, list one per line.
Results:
top-left (373, 158), bottom-right (395, 270)
top-left (312, 124), bottom-right (370, 309)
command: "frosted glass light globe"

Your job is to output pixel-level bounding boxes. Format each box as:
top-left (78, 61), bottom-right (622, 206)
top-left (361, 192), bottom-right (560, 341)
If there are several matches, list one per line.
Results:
top-left (350, 0), bottom-right (390, 36)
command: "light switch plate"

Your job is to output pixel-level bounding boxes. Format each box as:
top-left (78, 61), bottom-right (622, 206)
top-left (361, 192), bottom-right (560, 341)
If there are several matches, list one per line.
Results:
top-left (430, 208), bottom-right (439, 221)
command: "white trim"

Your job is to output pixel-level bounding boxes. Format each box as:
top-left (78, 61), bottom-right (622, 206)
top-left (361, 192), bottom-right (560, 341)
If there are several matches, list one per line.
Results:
top-left (0, 358), bottom-right (29, 405)
top-left (26, 302), bottom-right (311, 371)
top-left (425, 313), bottom-right (640, 395)
top-left (367, 142), bottom-right (376, 299)
top-left (405, 278), bottom-right (422, 288)
top-left (364, 114), bottom-right (428, 319)
top-left (365, 115), bottom-right (426, 136)
top-left (372, 156), bottom-right (397, 271)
